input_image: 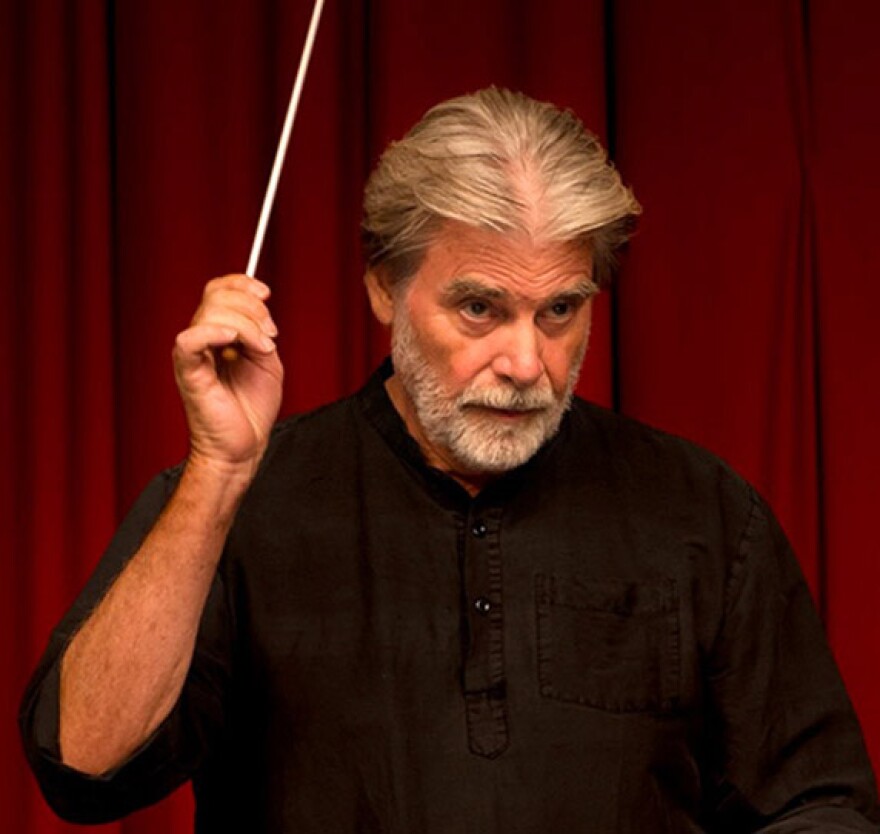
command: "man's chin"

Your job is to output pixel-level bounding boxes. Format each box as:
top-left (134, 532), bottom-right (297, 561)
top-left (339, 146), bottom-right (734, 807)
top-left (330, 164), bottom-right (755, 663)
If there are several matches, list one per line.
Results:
top-left (440, 421), bottom-right (555, 475)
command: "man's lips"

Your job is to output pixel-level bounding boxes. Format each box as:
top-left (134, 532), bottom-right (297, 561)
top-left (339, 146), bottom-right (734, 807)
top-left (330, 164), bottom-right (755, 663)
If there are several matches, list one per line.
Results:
top-left (465, 404), bottom-right (546, 420)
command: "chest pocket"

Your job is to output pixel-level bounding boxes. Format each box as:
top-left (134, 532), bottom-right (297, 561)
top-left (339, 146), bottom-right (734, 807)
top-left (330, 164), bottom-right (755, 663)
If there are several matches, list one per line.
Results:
top-left (535, 574), bottom-right (680, 713)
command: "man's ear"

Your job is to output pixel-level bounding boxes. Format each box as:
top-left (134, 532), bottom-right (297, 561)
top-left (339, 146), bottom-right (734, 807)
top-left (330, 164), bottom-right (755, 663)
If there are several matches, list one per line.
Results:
top-left (365, 269), bottom-right (395, 326)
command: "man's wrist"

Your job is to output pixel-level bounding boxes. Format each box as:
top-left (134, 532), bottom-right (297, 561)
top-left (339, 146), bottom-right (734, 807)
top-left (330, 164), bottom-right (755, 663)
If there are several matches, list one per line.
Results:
top-left (178, 452), bottom-right (261, 517)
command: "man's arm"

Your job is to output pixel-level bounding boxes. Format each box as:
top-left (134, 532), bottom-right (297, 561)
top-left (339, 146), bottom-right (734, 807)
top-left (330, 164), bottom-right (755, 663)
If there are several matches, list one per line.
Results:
top-left (58, 274), bottom-right (283, 775)
top-left (707, 489), bottom-right (879, 832)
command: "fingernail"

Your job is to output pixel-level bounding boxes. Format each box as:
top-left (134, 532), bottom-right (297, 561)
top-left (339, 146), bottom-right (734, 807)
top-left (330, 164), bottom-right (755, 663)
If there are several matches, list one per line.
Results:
top-left (261, 335), bottom-right (276, 352)
top-left (262, 318), bottom-right (278, 337)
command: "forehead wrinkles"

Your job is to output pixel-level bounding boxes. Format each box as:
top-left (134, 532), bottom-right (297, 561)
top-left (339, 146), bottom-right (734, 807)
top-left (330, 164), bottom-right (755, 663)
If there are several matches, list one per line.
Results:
top-left (440, 232), bottom-right (592, 301)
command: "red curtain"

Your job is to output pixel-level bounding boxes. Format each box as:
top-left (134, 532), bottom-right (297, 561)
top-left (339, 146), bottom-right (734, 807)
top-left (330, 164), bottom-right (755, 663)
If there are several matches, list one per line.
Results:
top-left (3, 1), bottom-right (878, 831)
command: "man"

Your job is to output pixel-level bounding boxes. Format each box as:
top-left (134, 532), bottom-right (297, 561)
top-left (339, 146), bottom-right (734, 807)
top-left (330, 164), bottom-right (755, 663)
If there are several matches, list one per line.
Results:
top-left (20, 88), bottom-right (879, 831)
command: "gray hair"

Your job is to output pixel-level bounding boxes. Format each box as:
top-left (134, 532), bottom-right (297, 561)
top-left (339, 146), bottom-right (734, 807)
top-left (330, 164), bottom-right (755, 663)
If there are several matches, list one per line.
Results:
top-left (362, 87), bottom-right (641, 289)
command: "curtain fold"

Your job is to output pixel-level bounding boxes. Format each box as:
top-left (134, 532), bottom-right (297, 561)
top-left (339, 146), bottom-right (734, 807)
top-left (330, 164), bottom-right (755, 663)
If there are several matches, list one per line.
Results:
top-left (810, 0), bottom-right (880, 765)
top-left (2, 3), bottom-right (119, 831)
top-left (4, 2), bottom-right (878, 830)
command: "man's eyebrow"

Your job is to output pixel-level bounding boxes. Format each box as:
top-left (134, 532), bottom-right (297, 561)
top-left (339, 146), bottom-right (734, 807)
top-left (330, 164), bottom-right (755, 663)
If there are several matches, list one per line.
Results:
top-left (440, 276), bottom-right (600, 306)
top-left (440, 278), bottom-right (509, 303)
top-left (560, 279), bottom-right (600, 301)
top-left (443, 278), bottom-right (599, 302)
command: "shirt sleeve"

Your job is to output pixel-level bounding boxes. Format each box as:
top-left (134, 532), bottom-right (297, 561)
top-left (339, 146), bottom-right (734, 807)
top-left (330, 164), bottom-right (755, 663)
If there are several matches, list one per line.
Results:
top-left (18, 466), bottom-right (235, 824)
top-left (707, 488), bottom-right (880, 832)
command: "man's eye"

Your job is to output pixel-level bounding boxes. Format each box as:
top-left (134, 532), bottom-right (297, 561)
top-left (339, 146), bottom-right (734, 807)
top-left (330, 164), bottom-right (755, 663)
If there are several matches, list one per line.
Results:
top-left (462, 300), bottom-right (491, 318)
top-left (548, 301), bottom-right (573, 318)
top-left (538, 300), bottom-right (580, 330)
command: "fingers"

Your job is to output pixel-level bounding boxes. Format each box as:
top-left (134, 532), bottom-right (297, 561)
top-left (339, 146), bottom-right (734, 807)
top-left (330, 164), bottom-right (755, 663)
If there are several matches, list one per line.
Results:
top-left (190, 275), bottom-right (279, 357)
top-left (174, 323), bottom-right (242, 375)
top-left (202, 274), bottom-right (271, 310)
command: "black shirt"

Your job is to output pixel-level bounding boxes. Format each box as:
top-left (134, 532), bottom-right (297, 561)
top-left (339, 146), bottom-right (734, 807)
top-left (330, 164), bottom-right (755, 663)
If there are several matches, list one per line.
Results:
top-left (20, 360), bottom-right (880, 832)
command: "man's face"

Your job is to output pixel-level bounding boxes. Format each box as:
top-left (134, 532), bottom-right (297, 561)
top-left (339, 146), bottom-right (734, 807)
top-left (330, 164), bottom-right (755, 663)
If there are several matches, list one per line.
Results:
top-left (369, 222), bottom-right (596, 485)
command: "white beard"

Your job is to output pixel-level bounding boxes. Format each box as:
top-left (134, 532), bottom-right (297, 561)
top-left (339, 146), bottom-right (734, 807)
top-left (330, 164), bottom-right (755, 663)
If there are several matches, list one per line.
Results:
top-left (391, 308), bottom-right (586, 474)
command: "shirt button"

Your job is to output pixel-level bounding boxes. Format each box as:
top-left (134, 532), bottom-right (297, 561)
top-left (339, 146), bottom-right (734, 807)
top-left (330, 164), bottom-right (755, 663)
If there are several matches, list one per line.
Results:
top-left (472, 520), bottom-right (488, 538)
top-left (474, 596), bottom-right (492, 616)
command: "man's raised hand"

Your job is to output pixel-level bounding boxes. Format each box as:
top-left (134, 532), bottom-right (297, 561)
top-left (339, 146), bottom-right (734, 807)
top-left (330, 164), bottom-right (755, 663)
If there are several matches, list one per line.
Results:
top-left (173, 274), bottom-right (284, 478)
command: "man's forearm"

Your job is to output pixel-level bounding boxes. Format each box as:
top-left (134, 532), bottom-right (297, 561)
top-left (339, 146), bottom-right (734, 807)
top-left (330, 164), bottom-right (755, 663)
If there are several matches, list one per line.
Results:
top-left (58, 461), bottom-right (252, 775)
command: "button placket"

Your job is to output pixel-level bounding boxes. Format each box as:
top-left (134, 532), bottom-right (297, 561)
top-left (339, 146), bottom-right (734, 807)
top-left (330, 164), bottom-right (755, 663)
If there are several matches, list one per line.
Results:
top-left (461, 506), bottom-right (508, 758)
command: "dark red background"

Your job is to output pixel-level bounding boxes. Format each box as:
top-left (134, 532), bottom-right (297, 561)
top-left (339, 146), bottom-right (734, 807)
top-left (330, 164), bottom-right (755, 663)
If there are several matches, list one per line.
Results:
top-left (3, 1), bottom-right (878, 831)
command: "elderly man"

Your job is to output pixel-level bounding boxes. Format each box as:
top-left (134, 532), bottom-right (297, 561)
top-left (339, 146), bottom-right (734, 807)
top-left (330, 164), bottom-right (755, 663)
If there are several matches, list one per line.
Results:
top-left (20, 88), bottom-right (878, 831)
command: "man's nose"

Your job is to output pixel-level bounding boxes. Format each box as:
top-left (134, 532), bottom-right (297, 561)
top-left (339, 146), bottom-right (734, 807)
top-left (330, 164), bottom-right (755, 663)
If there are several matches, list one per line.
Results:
top-left (491, 320), bottom-right (544, 388)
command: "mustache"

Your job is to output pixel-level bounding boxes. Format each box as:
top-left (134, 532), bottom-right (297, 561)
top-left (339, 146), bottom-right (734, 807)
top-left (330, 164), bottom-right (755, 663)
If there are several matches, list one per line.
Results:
top-left (458, 384), bottom-right (555, 412)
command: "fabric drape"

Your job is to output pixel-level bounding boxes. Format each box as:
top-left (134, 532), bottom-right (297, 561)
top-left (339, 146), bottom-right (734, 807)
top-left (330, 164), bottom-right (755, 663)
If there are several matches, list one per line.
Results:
top-left (3, 1), bottom-right (878, 831)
